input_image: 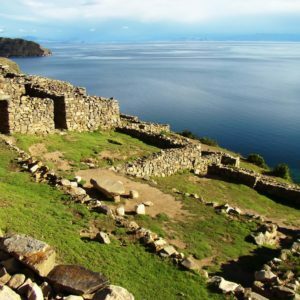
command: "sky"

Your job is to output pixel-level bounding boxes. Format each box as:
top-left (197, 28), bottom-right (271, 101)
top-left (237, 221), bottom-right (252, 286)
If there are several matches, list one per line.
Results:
top-left (1, 0), bottom-right (300, 41)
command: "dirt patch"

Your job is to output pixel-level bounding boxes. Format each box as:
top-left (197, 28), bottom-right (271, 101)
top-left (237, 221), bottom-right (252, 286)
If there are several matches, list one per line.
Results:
top-left (29, 143), bottom-right (47, 156)
top-left (29, 143), bottom-right (71, 171)
top-left (77, 168), bottom-right (188, 220)
top-left (168, 239), bottom-right (187, 250)
top-left (99, 150), bottom-right (128, 161)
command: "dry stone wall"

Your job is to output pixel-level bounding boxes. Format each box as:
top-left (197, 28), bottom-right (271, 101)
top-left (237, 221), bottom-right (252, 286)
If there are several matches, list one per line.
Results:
top-left (123, 144), bottom-right (202, 177)
top-left (0, 65), bottom-right (120, 134)
top-left (207, 164), bottom-right (300, 206)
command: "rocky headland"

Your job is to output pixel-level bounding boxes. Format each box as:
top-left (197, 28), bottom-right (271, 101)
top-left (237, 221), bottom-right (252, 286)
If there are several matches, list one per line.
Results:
top-left (0, 38), bottom-right (51, 57)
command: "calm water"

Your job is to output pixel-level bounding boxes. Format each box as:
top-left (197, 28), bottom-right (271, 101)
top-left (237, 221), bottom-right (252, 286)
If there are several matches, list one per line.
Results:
top-left (13, 42), bottom-right (300, 182)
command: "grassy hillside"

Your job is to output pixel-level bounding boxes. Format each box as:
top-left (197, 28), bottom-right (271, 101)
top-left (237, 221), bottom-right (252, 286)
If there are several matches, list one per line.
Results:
top-left (3, 130), bottom-right (299, 299)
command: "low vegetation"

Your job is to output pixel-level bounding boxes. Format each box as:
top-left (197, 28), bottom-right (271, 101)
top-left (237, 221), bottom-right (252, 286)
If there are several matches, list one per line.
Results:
top-left (247, 153), bottom-right (268, 169)
top-left (270, 163), bottom-right (292, 181)
top-left (178, 130), bottom-right (219, 147)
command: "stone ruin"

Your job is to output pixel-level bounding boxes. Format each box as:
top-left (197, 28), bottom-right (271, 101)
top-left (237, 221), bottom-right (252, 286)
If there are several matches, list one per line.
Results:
top-left (0, 64), bottom-right (120, 134)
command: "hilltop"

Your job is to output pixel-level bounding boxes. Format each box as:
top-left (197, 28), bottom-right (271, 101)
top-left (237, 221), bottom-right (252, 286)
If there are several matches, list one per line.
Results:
top-left (0, 37), bottom-right (51, 57)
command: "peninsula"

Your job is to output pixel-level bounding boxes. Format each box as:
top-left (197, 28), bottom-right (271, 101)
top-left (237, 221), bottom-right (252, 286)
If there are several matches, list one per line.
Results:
top-left (0, 37), bottom-right (51, 57)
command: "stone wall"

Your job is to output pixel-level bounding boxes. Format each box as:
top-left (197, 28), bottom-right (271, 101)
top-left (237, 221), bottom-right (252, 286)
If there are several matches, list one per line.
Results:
top-left (123, 144), bottom-right (202, 177)
top-left (0, 66), bottom-right (121, 134)
top-left (207, 164), bottom-right (300, 206)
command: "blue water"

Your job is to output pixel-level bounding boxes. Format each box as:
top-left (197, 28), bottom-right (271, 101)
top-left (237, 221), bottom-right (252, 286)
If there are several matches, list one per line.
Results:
top-left (13, 42), bottom-right (300, 182)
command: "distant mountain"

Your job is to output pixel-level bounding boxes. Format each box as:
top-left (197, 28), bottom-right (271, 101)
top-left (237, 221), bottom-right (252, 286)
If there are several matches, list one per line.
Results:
top-left (0, 37), bottom-right (52, 57)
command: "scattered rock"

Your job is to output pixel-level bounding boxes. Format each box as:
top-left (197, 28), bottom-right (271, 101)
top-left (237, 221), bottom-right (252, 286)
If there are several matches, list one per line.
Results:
top-left (17, 278), bottom-right (34, 296)
top-left (64, 296), bottom-right (84, 300)
top-left (0, 266), bottom-right (11, 284)
top-left (7, 273), bottom-right (26, 289)
top-left (210, 276), bottom-right (242, 294)
top-left (255, 270), bottom-right (277, 282)
top-left (135, 204), bottom-right (145, 215)
top-left (74, 176), bottom-right (82, 183)
top-left (116, 206), bottom-right (125, 217)
top-left (273, 286), bottom-right (295, 298)
top-left (27, 282), bottom-right (43, 300)
top-left (143, 201), bottom-right (154, 207)
top-left (96, 232), bottom-right (111, 245)
top-left (0, 285), bottom-right (21, 300)
top-left (159, 245), bottom-right (177, 257)
top-left (93, 285), bottom-right (134, 300)
top-left (0, 234), bottom-right (56, 277)
top-left (61, 179), bottom-right (71, 187)
top-left (69, 187), bottom-right (87, 196)
top-left (181, 256), bottom-right (199, 271)
top-left (47, 265), bottom-right (109, 295)
top-left (129, 190), bottom-right (139, 199)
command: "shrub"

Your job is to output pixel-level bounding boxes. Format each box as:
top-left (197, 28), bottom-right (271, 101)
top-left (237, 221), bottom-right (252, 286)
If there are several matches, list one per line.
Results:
top-left (247, 153), bottom-right (267, 168)
top-left (199, 137), bottom-right (218, 147)
top-left (271, 163), bottom-right (291, 180)
top-left (178, 130), bottom-right (218, 146)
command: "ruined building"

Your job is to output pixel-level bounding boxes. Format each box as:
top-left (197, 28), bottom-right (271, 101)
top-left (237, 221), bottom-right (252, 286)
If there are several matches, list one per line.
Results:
top-left (0, 64), bottom-right (120, 134)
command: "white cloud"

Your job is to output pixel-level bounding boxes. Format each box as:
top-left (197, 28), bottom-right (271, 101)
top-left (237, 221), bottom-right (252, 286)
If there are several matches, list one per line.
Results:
top-left (15, 0), bottom-right (300, 23)
top-left (89, 28), bottom-right (96, 32)
top-left (0, 28), bottom-right (5, 33)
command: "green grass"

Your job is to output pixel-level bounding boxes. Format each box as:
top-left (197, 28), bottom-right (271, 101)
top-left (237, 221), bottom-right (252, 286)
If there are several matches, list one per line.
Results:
top-left (14, 131), bottom-right (159, 175)
top-left (0, 141), bottom-right (223, 300)
top-left (156, 173), bottom-right (300, 227)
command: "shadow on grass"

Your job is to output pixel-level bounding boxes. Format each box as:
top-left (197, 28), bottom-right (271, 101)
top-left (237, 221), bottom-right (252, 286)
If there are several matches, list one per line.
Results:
top-left (214, 247), bottom-right (280, 287)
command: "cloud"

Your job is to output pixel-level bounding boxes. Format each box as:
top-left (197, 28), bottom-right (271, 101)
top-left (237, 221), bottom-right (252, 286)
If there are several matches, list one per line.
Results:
top-left (0, 28), bottom-right (4, 33)
top-left (122, 26), bottom-right (129, 30)
top-left (89, 28), bottom-right (96, 32)
top-left (17, 0), bottom-right (300, 23)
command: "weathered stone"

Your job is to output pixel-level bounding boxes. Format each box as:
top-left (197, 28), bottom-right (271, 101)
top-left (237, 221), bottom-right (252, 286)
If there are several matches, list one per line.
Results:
top-left (69, 187), bottom-right (87, 196)
top-left (129, 190), bottom-right (139, 199)
top-left (7, 273), bottom-right (26, 289)
top-left (181, 256), bottom-right (199, 271)
top-left (113, 195), bottom-right (121, 203)
top-left (96, 232), bottom-right (111, 244)
top-left (272, 286), bottom-right (295, 298)
top-left (61, 179), bottom-right (71, 187)
top-left (90, 179), bottom-right (125, 199)
top-left (95, 205), bottom-right (113, 216)
top-left (116, 206), bottom-right (125, 217)
top-left (255, 270), bottom-right (277, 282)
top-left (151, 238), bottom-right (167, 252)
top-left (249, 291), bottom-right (269, 300)
top-left (0, 285), bottom-right (21, 300)
top-left (28, 283), bottom-right (43, 300)
top-left (74, 176), bottom-right (82, 183)
top-left (143, 201), bottom-right (154, 207)
top-left (93, 285), bottom-right (134, 300)
top-left (47, 265), bottom-right (109, 295)
top-left (210, 276), bottom-right (241, 294)
top-left (64, 296), bottom-right (84, 300)
top-left (135, 204), bottom-right (145, 215)
top-left (0, 234), bottom-right (56, 277)
top-left (0, 266), bottom-right (11, 284)
top-left (159, 246), bottom-right (177, 257)
top-left (127, 221), bottom-right (140, 231)
top-left (17, 278), bottom-right (34, 295)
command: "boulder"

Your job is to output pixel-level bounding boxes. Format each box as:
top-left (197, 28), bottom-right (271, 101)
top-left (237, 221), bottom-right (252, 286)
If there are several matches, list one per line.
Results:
top-left (96, 232), bottom-right (111, 245)
top-left (93, 285), bottom-right (134, 300)
top-left (69, 187), bottom-right (87, 197)
top-left (0, 235), bottom-right (56, 277)
top-left (90, 179), bottom-right (125, 199)
top-left (64, 296), bottom-right (84, 300)
top-left (129, 190), bottom-right (139, 199)
top-left (135, 204), bottom-right (145, 215)
top-left (61, 179), bottom-right (71, 187)
top-left (159, 246), bottom-right (177, 257)
top-left (151, 238), bottom-right (167, 252)
top-left (210, 276), bottom-right (241, 294)
top-left (74, 176), bottom-right (82, 183)
top-left (273, 286), bottom-right (296, 298)
top-left (116, 206), bottom-right (125, 217)
top-left (17, 278), bottom-right (34, 295)
top-left (0, 266), bottom-right (11, 284)
top-left (181, 256), bottom-right (199, 271)
top-left (143, 201), bottom-right (154, 207)
top-left (255, 270), bottom-right (277, 282)
top-left (7, 273), bottom-right (26, 289)
top-left (47, 265), bottom-right (109, 295)
top-left (0, 285), bottom-right (21, 300)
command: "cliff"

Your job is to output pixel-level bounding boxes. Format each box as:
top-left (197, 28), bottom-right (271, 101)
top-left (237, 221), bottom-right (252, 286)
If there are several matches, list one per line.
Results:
top-left (0, 37), bottom-right (51, 57)
top-left (0, 57), bottom-right (20, 73)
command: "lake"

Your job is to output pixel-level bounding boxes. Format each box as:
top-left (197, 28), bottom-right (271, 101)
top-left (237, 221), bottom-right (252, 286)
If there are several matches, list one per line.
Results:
top-left (13, 42), bottom-right (300, 182)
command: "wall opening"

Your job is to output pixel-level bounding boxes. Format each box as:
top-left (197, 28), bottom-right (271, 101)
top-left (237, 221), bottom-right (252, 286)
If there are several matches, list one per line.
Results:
top-left (0, 100), bottom-right (10, 134)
